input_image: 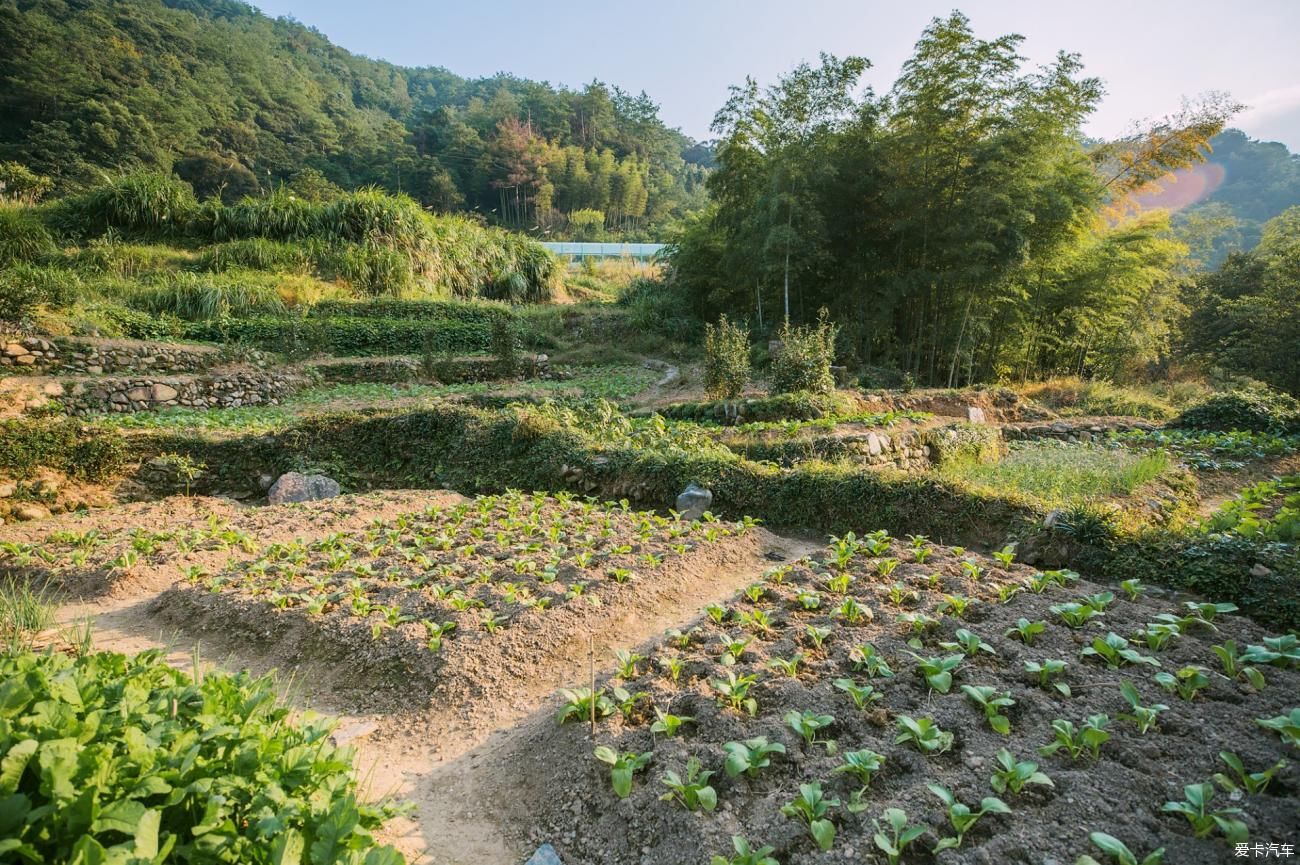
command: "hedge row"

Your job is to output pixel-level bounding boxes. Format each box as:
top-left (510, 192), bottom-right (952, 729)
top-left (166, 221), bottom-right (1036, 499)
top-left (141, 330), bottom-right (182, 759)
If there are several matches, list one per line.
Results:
top-left (308, 298), bottom-right (517, 325)
top-left (654, 391), bottom-right (856, 425)
top-left (182, 316), bottom-right (493, 356)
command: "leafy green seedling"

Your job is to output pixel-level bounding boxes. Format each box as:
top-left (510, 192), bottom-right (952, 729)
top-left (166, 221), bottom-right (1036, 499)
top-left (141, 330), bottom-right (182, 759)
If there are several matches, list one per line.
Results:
top-left (1006, 618), bottom-right (1045, 646)
top-left (556, 687), bottom-right (614, 724)
top-left (833, 749), bottom-right (886, 807)
top-left (991, 545), bottom-right (1017, 567)
top-left (1154, 666), bottom-right (1210, 701)
top-left (940, 628), bottom-right (996, 656)
top-left (962, 684), bottom-right (1015, 734)
top-left (1161, 782), bottom-right (1247, 842)
top-left (710, 836), bottom-right (778, 865)
top-left (593, 746), bottom-right (652, 799)
top-left (615, 649), bottom-right (645, 679)
top-left (1212, 640), bottom-right (1267, 689)
top-left (786, 709), bottom-right (836, 751)
top-left (990, 748), bottom-right (1053, 795)
top-left (722, 737), bottom-right (786, 778)
top-left (1040, 715), bottom-right (1111, 762)
top-left (1119, 579), bottom-right (1147, 601)
top-left (768, 653), bottom-right (803, 678)
top-left (1256, 707), bottom-right (1300, 747)
top-left (849, 643), bottom-right (894, 678)
top-left (873, 808), bottom-right (925, 865)
top-left (805, 625), bottom-right (832, 649)
top-left (1214, 751), bottom-right (1286, 795)
top-left (1118, 681), bottom-right (1168, 733)
top-left (928, 783), bottom-right (1011, 851)
top-left (650, 708), bottom-right (694, 737)
top-left (1051, 601), bottom-right (1102, 628)
top-left (718, 635), bottom-right (751, 666)
top-left (1078, 831), bottom-right (1165, 865)
top-left (780, 782), bottom-right (839, 851)
top-left (660, 757), bottom-right (716, 811)
top-left (833, 678), bottom-right (881, 710)
top-left (908, 652), bottom-right (963, 694)
top-left (1081, 632), bottom-right (1160, 669)
top-left (895, 715), bottom-right (953, 756)
top-left (711, 671), bottom-right (759, 716)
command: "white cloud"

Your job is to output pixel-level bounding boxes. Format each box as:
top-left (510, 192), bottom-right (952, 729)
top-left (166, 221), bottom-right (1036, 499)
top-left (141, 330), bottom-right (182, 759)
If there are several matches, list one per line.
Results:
top-left (1238, 85), bottom-right (1300, 123)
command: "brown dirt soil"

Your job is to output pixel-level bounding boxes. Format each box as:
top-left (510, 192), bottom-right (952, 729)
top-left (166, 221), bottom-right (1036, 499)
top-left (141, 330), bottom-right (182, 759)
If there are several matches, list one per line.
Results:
top-left (1194, 453), bottom-right (1300, 516)
top-left (495, 542), bottom-right (1300, 865)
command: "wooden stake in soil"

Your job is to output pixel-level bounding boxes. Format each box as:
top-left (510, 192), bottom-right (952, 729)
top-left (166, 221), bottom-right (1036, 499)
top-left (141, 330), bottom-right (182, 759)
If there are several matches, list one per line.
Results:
top-left (589, 634), bottom-right (596, 738)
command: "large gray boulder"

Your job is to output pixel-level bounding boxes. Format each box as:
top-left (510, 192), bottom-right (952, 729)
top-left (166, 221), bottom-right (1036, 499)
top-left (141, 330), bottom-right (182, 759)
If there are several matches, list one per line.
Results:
top-left (676, 483), bottom-right (713, 521)
top-left (267, 471), bottom-right (340, 505)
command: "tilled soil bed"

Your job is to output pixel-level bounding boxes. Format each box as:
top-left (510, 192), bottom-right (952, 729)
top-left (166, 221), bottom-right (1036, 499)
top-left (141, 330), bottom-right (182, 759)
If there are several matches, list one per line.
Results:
top-left (499, 536), bottom-right (1300, 865)
top-left (148, 491), bottom-right (768, 723)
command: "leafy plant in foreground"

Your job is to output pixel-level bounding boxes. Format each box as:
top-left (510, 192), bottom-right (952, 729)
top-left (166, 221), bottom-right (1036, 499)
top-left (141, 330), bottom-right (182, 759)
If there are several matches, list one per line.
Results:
top-left (873, 808), bottom-right (925, 865)
top-left (962, 684), bottom-right (1015, 734)
top-left (659, 757), bottom-right (717, 811)
top-left (1040, 715), bottom-right (1111, 761)
top-left (786, 709), bottom-right (836, 751)
top-left (556, 687), bottom-right (614, 724)
top-left (780, 782), bottom-right (839, 851)
top-left (1212, 640), bottom-right (1267, 689)
top-left (1006, 618), bottom-right (1045, 646)
top-left (1256, 708), bottom-right (1300, 747)
top-left (1154, 665), bottom-right (1210, 701)
top-left (723, 737), bottom-right (786, 778)
top-left (940, 627), bottom-right (996, 656)
top-left (833, 678), bottom-right (881, 709)
top-left (908, 652), bottom-right (963, 693)
top-left (927, 783), bottom-right (1011, 851)
top-left (593, 746), bottom-right (653, 799)
top-left (1077, 831), bottom-right (1165, 865)
top-left (650, 708), bottom-right (693, 737)
top-left (1118, 681), bottom-right (1168, 733)
top-left (712, 671), bottom-right (759, 716)
top-left (1214, 751), bottom-right (1286, 795)
top-left (1161, 782), bottom-right (1248, 842)
top-left (1025, 659), bottom-right (1071, 697)
top-left (990, 748), bottom-right (1053, 795)
top-left (895, 715), bottom-right (953, 755)
top-left (710, 836), bottom-right (778, 865)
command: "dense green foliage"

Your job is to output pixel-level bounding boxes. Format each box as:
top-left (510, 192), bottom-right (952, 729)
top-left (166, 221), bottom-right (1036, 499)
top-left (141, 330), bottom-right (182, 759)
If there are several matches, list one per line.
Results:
top-left (668, 13), bottom-right (1242, 386)
top-left (1180, 207), bottom-right (1300, 395)
top-left (0, 648), bottom-right (406, 864)
top-left (703, 316), bottom-right (751, 399)
top-left (0, 417), bottom-right (127, 481)
top-left (0, 0), bottom-right (707, 238)
top-left (184, 315), bottom-right (496, 356)
top-left (1173, 390), bottom-right (1300, 434)
top-left (770, 312), bottom-right (838, 395)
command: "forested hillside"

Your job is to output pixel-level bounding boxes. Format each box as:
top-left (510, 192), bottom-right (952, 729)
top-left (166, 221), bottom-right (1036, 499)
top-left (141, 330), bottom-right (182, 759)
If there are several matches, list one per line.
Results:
top-left (0, 0), bottom-right (707, 237)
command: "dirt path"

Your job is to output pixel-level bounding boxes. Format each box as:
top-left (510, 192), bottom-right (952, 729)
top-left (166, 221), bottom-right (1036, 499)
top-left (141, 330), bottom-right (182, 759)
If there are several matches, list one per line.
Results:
top-left (45, 507), bottom-right (823, 865)
top-left (1193, 452), bottom-right (1300, 516)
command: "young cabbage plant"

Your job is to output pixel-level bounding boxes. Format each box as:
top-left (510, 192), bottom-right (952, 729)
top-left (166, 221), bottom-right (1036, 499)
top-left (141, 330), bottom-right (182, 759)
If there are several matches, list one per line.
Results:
top-left (832, 749), bottom-right (886, 806)
top-left (1214, 751), bottom-right (1286, 795)
top-left (962, 684), bottom-right (1015, 734)
top-left (990, 748), bottom-right (1053, 795)
top-left (614, 649), bottom-right (645, 679)
top-left (1119, 579), bottom-right (1147, 601)
top-left (873, 808), bottom-right (925, 865)
top-left (768, 653), bottom-right (803, 678)
top-left (780, 782), bottom-right (839, 851)
top-left (1040, 715), bottom-right (1111, 762)
top-left (1154, 666), bottom-right (1210, 701)
top-left (711, 671), bottom-right (759, 716)
top-left (786, 709), bottom-right (836, 751)
top-left (1080, 632), bottom-right (1160, 670)
top-left (927, 783), bottom-right (1011, 852)
top-left (659, 757), bottom-right (717, 812)
top-left (722, 737), bottom-right (786, 778)
top-left (941, 628), bottom-right (996, 657)
top-left (1212, 640), bottom-right (1267, 689)
top-left (849, 643), bottom-right (894, 678)
top-left (895, 715), bottom-right (953, 756)
top-left (805, 625), bottom-right (833, 649)
top-left (1051, 601), bottom-right (1103, 628)
top-left (1025, 659), bottom-right (1072, 698)
top-left (991, 545), bottom-right (1017, 568)
top-left (1078, 831), bottom-right (1165, 865)
top-left (908, 652), bottom-right (964, 694)
top-left (1006, 618), bottom-right (1046, 646)
top-left (1255, 708), bottom-right (1300, 747)
top-left (833, 678), bottom-right (881, 710)
top-left (650, 708), bottom-right (694, 737)
top-left (556, 687), bottom-right (614, 724)
top-left (1161, 783), bottom-right (1248, 842)
top-left (709, 836), bottom-right (778, 865)
top-left (593, 746), bottom-right (653, 799)
top-left (718, 635), bottom-right (751, 666)
top-left (1118, 681), bottom-right (1169, 733)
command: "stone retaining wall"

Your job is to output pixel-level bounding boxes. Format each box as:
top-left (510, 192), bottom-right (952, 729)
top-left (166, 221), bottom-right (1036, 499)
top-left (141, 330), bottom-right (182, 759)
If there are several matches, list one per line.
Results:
top-left (2, 335), bottom-right (220, 375)
top-left (1001, 418), bottom-right (1158, 443)
top-left (56, 371), bottom-right (307, 415)
top-left (728, 422), bottom-right (1001, 471)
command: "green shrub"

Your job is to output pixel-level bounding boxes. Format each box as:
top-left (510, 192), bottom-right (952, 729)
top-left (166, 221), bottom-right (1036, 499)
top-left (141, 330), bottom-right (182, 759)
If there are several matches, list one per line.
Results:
top-left (310, 298), bottom-right (515, 325)
top-left (203, 187), bottom-right (320, 242)
top-left (185, 316), bottom-right (493, 356)
top-left (77, 301), bottom-right (185, 340)
top-left (65, 239), bottom-right (193, 278)
top-left (0, 417), bottom-right (127, 481)
top-left (657, 391), bottom-right (854, 424)
top-left (314, 241), bottom-right (413, 295)
top-left (703, 315), bottom-right (751, 399)
top-left (0, 649), bottom-right (407, 864)
top-left (1174, 390), bottom-right (1300, 434)
top-left (0, 205), bottom-right (56, 268)
top-left (0, 161), bottom-right (53, 204)
top-left (0, 263), bottom-right (80, 321)
top-left (491, 315), bottom-right (521, 377)
top-left (771, 309), bottom-right (838, 395)
top-left (616, 277), bottom-right (702, 343)
top-left (50, 171), bottom-right (198, 238)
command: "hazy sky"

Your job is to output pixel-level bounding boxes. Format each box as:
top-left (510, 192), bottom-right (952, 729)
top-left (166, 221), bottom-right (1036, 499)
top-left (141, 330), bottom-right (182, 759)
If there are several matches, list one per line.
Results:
top-left (252, 0), bottom-right (1300, 149)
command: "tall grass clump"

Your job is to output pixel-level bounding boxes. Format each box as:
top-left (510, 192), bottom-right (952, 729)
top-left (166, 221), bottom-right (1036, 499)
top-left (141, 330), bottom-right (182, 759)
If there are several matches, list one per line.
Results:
top-left (203, 187), bottom-right (319, 242)
top-left (48, 172), bottom-right (198, 238)
top-left (0, 578), bottom-right (55, 653)
top-left (65, 238), bottom-right (194, 278)
top-left (0, 263), bottom-right (81, 321)
top-left (1020, 377), bottom-right (1175, 420)
top-left (315, 242), bottom-right (413, 296)
top-left (130, 272), bottom-right (286, 321)
top-left (196, 237), bottom-right (310, 273)
top-left (0, 205), bottom-right (56, 267)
